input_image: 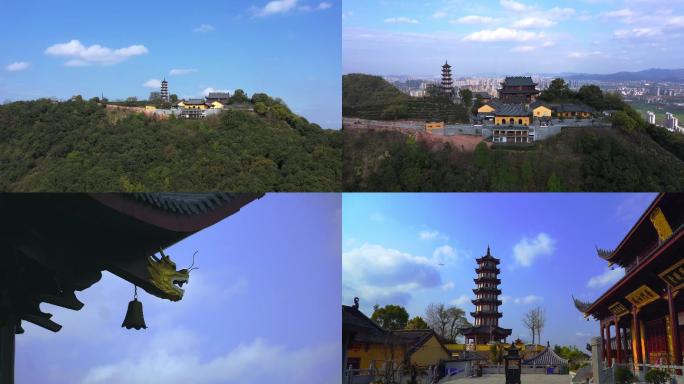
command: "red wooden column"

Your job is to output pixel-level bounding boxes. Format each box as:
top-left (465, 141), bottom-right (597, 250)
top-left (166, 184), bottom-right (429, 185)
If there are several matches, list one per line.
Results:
top-left (606, 320), bottom-right (613, 366)
top-left (615, 316), bottom-right (622, 364)
top-left (632, 307), bottom-right (642, 369)
top-left (667, 286), bottom-right (681, 367)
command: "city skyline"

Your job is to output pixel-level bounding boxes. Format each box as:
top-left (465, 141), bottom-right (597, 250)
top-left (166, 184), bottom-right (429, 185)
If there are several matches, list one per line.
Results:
top-left (343, 0), bottom-right (684, 77)
top-left (342, 193), bottom-right (656, 348)
top-left (0, 0), bottom-right (341, 128)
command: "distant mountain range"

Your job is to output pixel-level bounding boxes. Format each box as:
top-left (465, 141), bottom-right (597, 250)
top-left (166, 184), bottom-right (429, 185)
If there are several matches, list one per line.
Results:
top-left (562, 68), bottom-right (684, 82)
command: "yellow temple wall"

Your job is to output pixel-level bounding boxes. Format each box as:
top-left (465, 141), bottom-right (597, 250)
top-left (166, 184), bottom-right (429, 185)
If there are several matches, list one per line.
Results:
top-left (533, 106), bottom-right (551, 117)
top-left (347, 343), bottom-right (406, 370)
top-left (410, 336), bottom-right (451, 367)
top-left (495, 116), bottom-right (530, 126)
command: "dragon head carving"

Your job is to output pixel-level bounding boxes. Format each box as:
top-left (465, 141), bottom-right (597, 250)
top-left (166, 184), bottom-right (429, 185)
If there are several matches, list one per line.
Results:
top-left (147, 250), bottom-right (189, 302)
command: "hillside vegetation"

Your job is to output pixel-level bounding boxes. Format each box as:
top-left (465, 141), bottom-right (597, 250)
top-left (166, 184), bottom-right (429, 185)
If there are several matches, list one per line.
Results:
top-left (343, 78), bottom-right (684, 191)
top-left (0, 95), bottom-right (341, 191)
top-left (342, 74), bottom-right (469, 123)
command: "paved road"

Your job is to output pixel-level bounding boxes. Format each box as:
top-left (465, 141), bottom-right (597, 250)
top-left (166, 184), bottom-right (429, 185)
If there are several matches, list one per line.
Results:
top-left (441, 374), bottom-right (571, 384)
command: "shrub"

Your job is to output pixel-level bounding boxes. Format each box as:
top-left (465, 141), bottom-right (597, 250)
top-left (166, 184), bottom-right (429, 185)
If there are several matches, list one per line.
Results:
top-left (645, 368), bottom-right (671, 384)
top-left (614, 366), bottom-right (635, 384)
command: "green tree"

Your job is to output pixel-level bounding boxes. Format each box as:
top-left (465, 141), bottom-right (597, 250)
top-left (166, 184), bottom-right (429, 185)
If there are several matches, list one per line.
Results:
top-left (371, 304), bottom-right (409, 330)
top-left (611, 111), bottom-right (639, 133)
top-left (472, 94), bottom-right (484, 114)
top-left (254, 102), bottom-right (268, 115)
top-left (539, 78), bottom-right (572, 101)
top-left (547, 172), bottom-right (562, 192)
top-left (170, 94), bottom-right (179, 103)
top-left (229, 89), bottom-right (250, 104)
top-left (577, 85), bottom-right (604, 110)
top-left (406, 316), bottom-right (429, 329)
top-left (459, 88), bottom-right (473, 108)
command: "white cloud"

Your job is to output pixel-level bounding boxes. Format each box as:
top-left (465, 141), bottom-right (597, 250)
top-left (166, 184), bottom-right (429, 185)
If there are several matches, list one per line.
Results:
top-left (419, 230), bottom-right (439, 240)
top-left (587, 267), bottom-right (624, 288)
top-left (606, 8), bottom-right (635, 18)
top-left (614, 28), bottom-right (661, 39)
top-left (432, 11), bottom-right (448, 19)
top-left (502, 295), bottom-right (543, 304)
top-left (255, 0), bottom-right (298, 17)
top-left (513, 233), bottom-right (556, 267)
top-left (342, 243), bottom-right (443, 305)
top-left (169, 68), bottom-right (197, 76)
top-left (452, 15), bottom-right (494, 24)
top-left (45, 40), bottom-right (148, 66)
top-left (548, 7), bottom-right (575, 19)
top-left (193, 24), bottom-right (215, 32)
top-left (384, 17), bottom-right (419, 24)
top-left (432, 245), bottom-right (457, 264)
top-left (542, 41), bottom-right (556, 47)
top-left (511, 45), bottom-right (536, 52)
top-left (576, 332), bottom-right (592, 337)
top-left (81, 336), bottom-right (336, 384)
top-left (512, 17), bottom-right (556, 28)
top-left (317, 2), bottom-right (332, 10)
top-left (202, 87), bottom-right (231, 97)
top-left (441, 281), bottom-right (455, 290)
top-left (463, 28), bottom-right (540, 42)
top-left (5, 61), bottom-right (29, 71)
top-left (667, 16), bottom-right (684, 27)
top-left (500, 0), bottom-right (529, 12)
top-left (451, 294), bottom-right (471, 306)
top-left (567, 50), bottom-right (602, 58)
top-left (143, 79), bottom-right (162, 89)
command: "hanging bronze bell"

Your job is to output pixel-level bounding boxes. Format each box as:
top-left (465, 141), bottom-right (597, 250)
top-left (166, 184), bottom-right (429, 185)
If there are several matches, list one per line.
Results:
top-left (121, 298), bottom-right (147, 330)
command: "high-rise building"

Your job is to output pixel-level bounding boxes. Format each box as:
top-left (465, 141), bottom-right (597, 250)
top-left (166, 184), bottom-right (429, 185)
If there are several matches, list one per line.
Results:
top-left (460, 246), bottom-right (512, 345)
top-left (441, 61), bottom-right (454, 96)
top-left (149, 91), bottom-right (161, 101)
top-left (666, 112), bottom-right (679, 131)
top-left (161, 79), bottom-right (169, 102)
top-left (647, 111), bottom-right (656, 125)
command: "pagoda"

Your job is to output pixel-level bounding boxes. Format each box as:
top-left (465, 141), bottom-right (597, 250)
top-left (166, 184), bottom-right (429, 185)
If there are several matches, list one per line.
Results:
top-left (161, 78), bottom-right (169, 102)
top-left (460, 246), bottom-right (512, 345)
top-left (441, 61), bottom-right (454, 96)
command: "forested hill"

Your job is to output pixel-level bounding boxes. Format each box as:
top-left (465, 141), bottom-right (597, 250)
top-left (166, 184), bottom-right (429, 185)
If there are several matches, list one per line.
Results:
top-left (0, 96), bottom-right (341, 191)
top-left (342, 74), bottom-right (469, 123)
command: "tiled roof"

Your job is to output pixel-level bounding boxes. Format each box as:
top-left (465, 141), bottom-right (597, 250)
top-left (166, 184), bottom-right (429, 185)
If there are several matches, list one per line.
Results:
top-left (342, 305), bottom-right (388, 344)
top-left (523, 347), bottom-right (569, 366)
top-left (460, 325), bottom-right (512, 337)
top-left (207, 92), bottom-right (230, 99)
top-left (502, 76), bottom-right (536, 86)
top-left (555, 104), bottom-right (594, 113)
top-left (129, 193), bottom-right (248, 216)
top-left (572, 295), bottom-right (593, 313)
top-left (494, 104), bottom-right (530, 116)
top-left (474, 92), bottom-right (493, 98)
top-left (486, 100), bottom-right (504, 110)
top-left (184, 99), bottom-right (206, 105)
top-left (530, 100), bottom-right (551, 109)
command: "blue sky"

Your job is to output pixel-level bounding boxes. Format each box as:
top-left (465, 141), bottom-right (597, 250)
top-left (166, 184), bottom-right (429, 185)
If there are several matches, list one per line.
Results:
top-left (0, 0), bottom-right (341, 128)
top-left (343, 0), bottom-right (684, 76)
top-left (16, 193), bottom-right (341, 384)
top-left (342, 193), bottom-right (656, 348)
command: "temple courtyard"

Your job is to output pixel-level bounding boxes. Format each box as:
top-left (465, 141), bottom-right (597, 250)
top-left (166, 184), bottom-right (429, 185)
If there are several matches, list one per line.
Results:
top-left (441, 374), bottom-right (571, 384)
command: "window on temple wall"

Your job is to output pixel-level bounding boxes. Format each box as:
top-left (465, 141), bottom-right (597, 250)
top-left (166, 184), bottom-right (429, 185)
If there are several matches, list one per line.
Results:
top-left (518, 118), bottom-right (523, 125)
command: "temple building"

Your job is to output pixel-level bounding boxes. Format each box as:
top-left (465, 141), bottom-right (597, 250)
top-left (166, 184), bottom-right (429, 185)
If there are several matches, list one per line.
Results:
top-left (441, 61), bottom-right (454, 96)
top-left (160, 79), bottom-right (169, 102)
top-left (460, 247), bottom-right (512, 345)
top-left (342, 298), bottom-right (450, 378)
top-left (573, 193), bottom-right (683, 375)
top-left (498, 76), bottom-right (539, 103)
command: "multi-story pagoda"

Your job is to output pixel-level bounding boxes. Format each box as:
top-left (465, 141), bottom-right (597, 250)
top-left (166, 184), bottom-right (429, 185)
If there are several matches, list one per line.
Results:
top-left (441, 61), bottom-right (454, 96)
top-left (461, 246), bottom-right (512, 345)
top-left (498, 76), bottom-right (539, 103)
top-left (161, 78), bottom-right (169, 102)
